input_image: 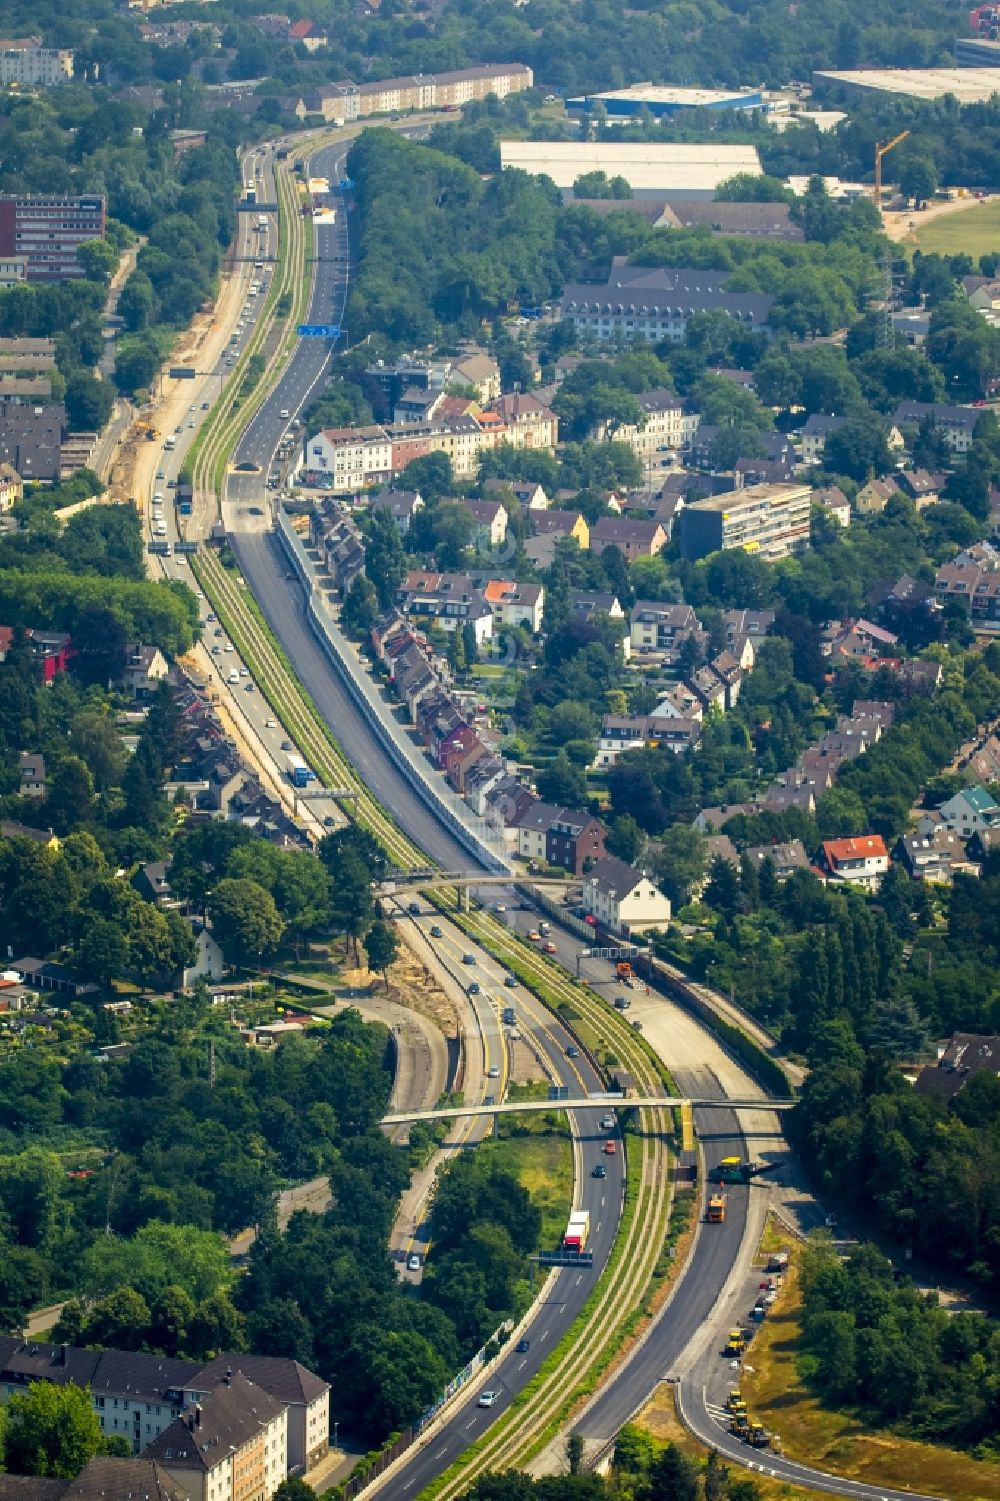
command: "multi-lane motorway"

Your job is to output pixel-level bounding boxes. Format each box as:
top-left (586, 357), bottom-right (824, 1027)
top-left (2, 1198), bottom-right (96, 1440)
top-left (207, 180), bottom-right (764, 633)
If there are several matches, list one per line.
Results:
top-left (192, 137), bottom-right (949, 1501)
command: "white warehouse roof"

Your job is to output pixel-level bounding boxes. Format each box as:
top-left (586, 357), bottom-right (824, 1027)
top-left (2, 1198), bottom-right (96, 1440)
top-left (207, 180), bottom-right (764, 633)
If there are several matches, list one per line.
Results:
top-left (814, 67), bottom-right (1000, 103)
top-left (499, 141), bottom-right (762, 195)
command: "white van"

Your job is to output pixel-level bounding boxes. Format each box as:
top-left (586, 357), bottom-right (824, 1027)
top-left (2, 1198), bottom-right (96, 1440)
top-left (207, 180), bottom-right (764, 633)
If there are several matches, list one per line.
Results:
top-left (153, 522), bottom-right (167, 536)
top-left (227, 670), bottom-right (240, 684)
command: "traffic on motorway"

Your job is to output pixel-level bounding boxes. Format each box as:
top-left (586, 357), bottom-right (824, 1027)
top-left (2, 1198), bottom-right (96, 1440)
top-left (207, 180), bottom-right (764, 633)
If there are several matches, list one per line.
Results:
top-left (170, 129), bottom-right (907, 1501)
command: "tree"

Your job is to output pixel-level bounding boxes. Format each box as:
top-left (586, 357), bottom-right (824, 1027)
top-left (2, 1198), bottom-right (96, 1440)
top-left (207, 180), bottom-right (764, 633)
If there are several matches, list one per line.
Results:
top-left (327, 850), bottom-right (374, 961)
top-left (824, 413), bottom-right (892, 483)
top-left (898, 154), bottom-right (938, 205)
top-left (606, 814), bottom-right (644, 864)
top-left (44, 756), bottom-right (95, 832)
top-left (341, 574), bottom-right (378, 640)
top-left (364, 510), bottom-right (406, 611)
top-left (648, 1442), bottom-right (699, 1501)
top-left (274, 1482), bottom-right (318, 1501)
top-left (653, 824), bottom-right (706, 906)
top-left (115, 340), bottom-right (159, 396)
top-left (75, 238), bottom-right (118, 283)
top-left (5, 1381), bottom-right (107, 1478)
top-left (536, 753), bottom-right (587, 809)
top-left (364, 920), bottom-right (399, 988)
top-left (65, 372), bottom-right (114, 433)
top-left (77, 918), bottom-right (129, 989)
top-left (565, 1433), bottom-right (584, 1474)
top-left (208, 878), bottom-right (284, 962)
top-left (319, 825), bottom-right (389, 883)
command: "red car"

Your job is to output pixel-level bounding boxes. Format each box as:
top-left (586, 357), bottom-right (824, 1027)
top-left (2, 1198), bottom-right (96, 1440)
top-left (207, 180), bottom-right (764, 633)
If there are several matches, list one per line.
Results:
top-left (603, 1140), bottom-right (616, 1155)
top-left (584, 914), bottom-right (598, 927)
top-left (543, 941), bottom-right (557, 953)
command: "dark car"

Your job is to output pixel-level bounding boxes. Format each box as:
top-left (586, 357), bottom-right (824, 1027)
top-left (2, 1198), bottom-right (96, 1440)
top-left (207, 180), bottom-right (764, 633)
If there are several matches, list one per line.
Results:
top-left (515, 1338), bottom-right (530, 1353)
top-left (462, 953), bottom-right (476, 965)
top-left (467, 981), bottom-right (481, 995)
top-left (566, 1045), bottom-right (579, 1058)
top-left (430, 924), bottom-right (443, 938)
top-left (408, 902), bottom-right (421, 915)
top-left (593, 1164), bottom-right (607, 1178)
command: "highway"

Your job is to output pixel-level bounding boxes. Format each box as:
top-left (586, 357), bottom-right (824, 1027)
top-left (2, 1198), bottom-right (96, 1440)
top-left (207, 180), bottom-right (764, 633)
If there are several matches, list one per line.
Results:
top-left (199, 132), bottom-right (936, 1501)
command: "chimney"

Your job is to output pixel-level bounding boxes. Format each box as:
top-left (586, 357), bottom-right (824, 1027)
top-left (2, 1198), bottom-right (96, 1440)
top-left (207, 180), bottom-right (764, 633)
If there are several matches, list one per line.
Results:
top-left (195, 1405), bottom-right (202, 1427)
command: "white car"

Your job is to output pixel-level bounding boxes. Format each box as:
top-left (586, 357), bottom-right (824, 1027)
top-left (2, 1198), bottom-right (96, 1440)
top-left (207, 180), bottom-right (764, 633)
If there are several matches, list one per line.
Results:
top-left (407, 1253), bottom-right (421, 1272)
top-left (265, 717), bottom-right (277, 728)
top-left (477, 1390), bottom-right (500, 1409)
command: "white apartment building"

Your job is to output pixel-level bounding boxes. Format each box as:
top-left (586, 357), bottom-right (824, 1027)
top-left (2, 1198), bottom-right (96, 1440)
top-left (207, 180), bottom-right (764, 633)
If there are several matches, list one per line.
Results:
top-left (0, 40), bottom-right (74, 86)
top-left (304, 426), bottom-right (393, 493)
top-left (597, 389), bottom-right (701, 460)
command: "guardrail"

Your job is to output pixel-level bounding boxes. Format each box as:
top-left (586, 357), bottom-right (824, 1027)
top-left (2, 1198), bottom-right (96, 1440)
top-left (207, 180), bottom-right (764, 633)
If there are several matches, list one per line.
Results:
top-left (270, 508), bottom-right (510, 874)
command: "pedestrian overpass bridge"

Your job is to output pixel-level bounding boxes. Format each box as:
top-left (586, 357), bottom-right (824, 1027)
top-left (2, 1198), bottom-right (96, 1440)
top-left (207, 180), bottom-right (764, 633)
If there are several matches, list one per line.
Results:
top-left (382, 1094), bottom-right (796, 1126)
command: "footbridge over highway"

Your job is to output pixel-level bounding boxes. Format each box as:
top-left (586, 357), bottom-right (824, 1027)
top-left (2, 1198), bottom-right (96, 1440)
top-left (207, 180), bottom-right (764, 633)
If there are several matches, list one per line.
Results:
top-left (380, 871), bottom-right (573, 910)
top-left (382, 1094), bottom-right (796, 1126)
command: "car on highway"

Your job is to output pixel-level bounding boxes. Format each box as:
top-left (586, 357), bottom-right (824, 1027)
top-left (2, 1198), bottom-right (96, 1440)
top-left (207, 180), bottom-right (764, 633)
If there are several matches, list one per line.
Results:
top-left (467, 981), bottom-right (480, 995)
top-left (211, 645), bottom-right (222, 655)
top-left (593, 1164), bottom-right (607, 1178)
top-left (515, 1339), bottom-right (530, 1353)
top-left (244, 683), bottom-right (254, 693)
top-left (484, 1095), bottom-right (495, 1106)
top-left (494, 903), bottom-right (506, 913)
top-left (430, 925), bottom-right (443, 938)
top-left (543, 941), bottom-right (557, 954)
top-left (600, 1114), bottom-right (616, 1131)
top-left (224, 642), bottom-right (234, 652)
top-left (632, 1019), bottom-right (643, 1031)
top-left (407, 902), bottom-right (421, 915)
top-left (202, 401), bottom-right (210, 410)
top-left (487, 1065), bottom-right (500, 1079)
top-left (566, 1044), bottom-right (579, 1057)
top-left (281, 739), bottom-right (292, 750)
top-left (265, 718), bottom-right (277, 728)
top-left (155, 470), bottom-right (165, 480)
top-left (407, 1253), bottom-right (421, 1272)
top-left (603, 1140), bottom-right (616, 1155)
top-left (527, 930), bottom-right (540, 941)
top-left (462, 953), bottom-right (476, 965)
top-left (240, 666), bottom-right (250, 677)
top-left (477, 1390), bottom-right (500, 1409)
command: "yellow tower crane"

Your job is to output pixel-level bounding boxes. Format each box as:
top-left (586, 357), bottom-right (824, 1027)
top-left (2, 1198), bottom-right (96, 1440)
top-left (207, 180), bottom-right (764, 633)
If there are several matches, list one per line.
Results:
top-left (874, 130), bottom-right (911, 210)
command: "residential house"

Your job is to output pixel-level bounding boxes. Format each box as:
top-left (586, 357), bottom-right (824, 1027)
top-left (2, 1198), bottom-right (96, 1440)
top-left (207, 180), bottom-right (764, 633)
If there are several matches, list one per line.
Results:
top-left (461, 497), bottom-right (508, 552)
top-left (743, 839), bottom-right (810, 881)
top-left (397, 570), bottom-right (494, 643)
top-left (814, 485), bottom-right (851, 527)
top-left (854, 476), bottom-right (899, 516)
top-left (525, 508), bottom-right (588, 557)
top-left (721, 608), bottom-right (774, 645)
top-left (936, 785), bottom-right (1000, 839)
top-left (702, 833), bottom-right (740, 874)
top-left (595, 389), bottom-right (700, 461)
top-left (594, 713), bottom-right (700, 766)
top-left (451, 352), bottom-right (501, 403)
top-left (132, 861), bottom-right (172, 905)
top-left (483, 478), bottom-right (549, 511)
top-left (966, 731), bottom-right (1000, 783)
top-left (18, 751), bottom-right (44, 798)
top-left (371, 487), bottom-right (424, 533)
top-left (568, 590), bottom-right (624, 621)
top-left (487, 392), bottom-right (558, 449)
top-left (630, 601), bottom-right (706, 663)
top-left (0, 462), bottom-right (21, 511)
top-left (311, 501), bottom-right (366, 596)
top-left (688, 664), bottom-right (728, 713)
top-left (0, 1458), bottom-right (188, 1501)
top-left (182, 922), bottom-right (225, 987)
top-left (654, 681), bottom-right (704, 721)
top-left (934, 558), bottom-right (1000, 623)
top-left (694, 802), bottom-right (760, 833)
top-left (288, 18), bottom-right (327, 50)
top-left (1, 820), bottom-right (59, 847)
top-left (892, 401), bottom-right (980, 454)
top-left (899, 468), bottom-right (945, 508)
top-left (121, 644), bottom-right (169, 699)
top-left (143, 1373), bottom-right (286, 1501)
top-left (581, 855), bottom-right (671, 935)
top-left (914, 1032), bottom-right (1000, 1104)
top-left (800, 413), bottom-right (845, 463)
top-left (26, 629), bottom-right (73, 682)
top-left (511, 800), bottom-right (606, 874)
top-left (898, 827), bottom-right (976, 883)
top-left (820, 834), bottom-right (890, 890)
top-left (483, 579), bottom-right (544, 632)
top-left (591, 516), bottom-right (667, 559)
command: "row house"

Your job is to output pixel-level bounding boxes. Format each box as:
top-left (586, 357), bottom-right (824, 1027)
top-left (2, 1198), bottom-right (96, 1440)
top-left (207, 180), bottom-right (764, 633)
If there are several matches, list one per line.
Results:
top-left (0, 1341), bottom-right (329, 1479)
top-left (594, 389), bottom-right (701, 459)
top-left (511, 800), bottom-right (607, 875)
top-left (482, 478), bottom-right (550, 511)
top-left (461, 496), bottom-right (508, 551)
top-left (371, 487), bottom-right (424, 533)
top-left (397, 570), bottom-right (494, 643)
top-left (487, 392), bottom-right (558, 449)
top-left (892, 400), bottom-right (980, 454)
top-left (934, 558), bottom-right (1000, 622)
top-left (590, 516), bottom-right (667, 558)
top-left (311, 501), bottom-right (366, 596)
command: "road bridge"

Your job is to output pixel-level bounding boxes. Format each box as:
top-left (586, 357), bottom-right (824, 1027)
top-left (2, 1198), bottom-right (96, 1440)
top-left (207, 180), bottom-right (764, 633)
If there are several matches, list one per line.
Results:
top-left (380, 872), bottom-right (573, 911)
top-left (382, 1094), bottom-right (796, 1126)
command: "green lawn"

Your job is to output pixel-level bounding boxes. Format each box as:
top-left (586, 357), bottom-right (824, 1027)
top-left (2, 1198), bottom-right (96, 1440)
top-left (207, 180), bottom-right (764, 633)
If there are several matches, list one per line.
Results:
top-left (908, 196), bottom-right (1000, 259)
top-left (478, 1124), bottom-right (573, 1249)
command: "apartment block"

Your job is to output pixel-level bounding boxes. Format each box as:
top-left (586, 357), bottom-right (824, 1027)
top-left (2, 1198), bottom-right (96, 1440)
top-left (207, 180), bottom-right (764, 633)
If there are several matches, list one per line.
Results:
top-left (0, 195), bottom-right (105, 282)
top-left (596, 389), bottom-right (701, 459)
top-left (561, 261), bottom-right (771, 345)
top-left (679, 482), bottom-right (812, 562)
top-left (0, 39), bottom-right (74, 86)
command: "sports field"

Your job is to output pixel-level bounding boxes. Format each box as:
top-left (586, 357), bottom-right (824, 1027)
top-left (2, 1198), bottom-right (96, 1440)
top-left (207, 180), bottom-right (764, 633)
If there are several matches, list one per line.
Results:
top-left (889, 195), bottom-right (1000, 260)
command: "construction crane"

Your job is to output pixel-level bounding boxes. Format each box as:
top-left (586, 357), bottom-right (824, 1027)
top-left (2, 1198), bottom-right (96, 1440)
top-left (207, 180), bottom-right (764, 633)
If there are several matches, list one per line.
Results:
top-left (874, 130), bottom-right (910, 210)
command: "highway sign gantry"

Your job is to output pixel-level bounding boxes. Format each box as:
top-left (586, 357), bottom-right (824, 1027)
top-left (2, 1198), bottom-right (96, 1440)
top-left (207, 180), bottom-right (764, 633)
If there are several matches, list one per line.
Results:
top-left (296, 323), bottom-right (340, 338)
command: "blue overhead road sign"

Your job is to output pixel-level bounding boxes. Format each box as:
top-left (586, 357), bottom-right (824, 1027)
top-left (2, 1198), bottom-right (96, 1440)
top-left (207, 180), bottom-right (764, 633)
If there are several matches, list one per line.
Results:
top-left (297, 324), bottom-right (340, 338)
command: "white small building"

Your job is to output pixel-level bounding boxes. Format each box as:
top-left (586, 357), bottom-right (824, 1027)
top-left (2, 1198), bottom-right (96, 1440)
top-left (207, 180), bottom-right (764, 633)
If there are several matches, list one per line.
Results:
top-left (935, 785), bottom-right (1000, 840)
top-left (582, 855), bottom-right (672, 935)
